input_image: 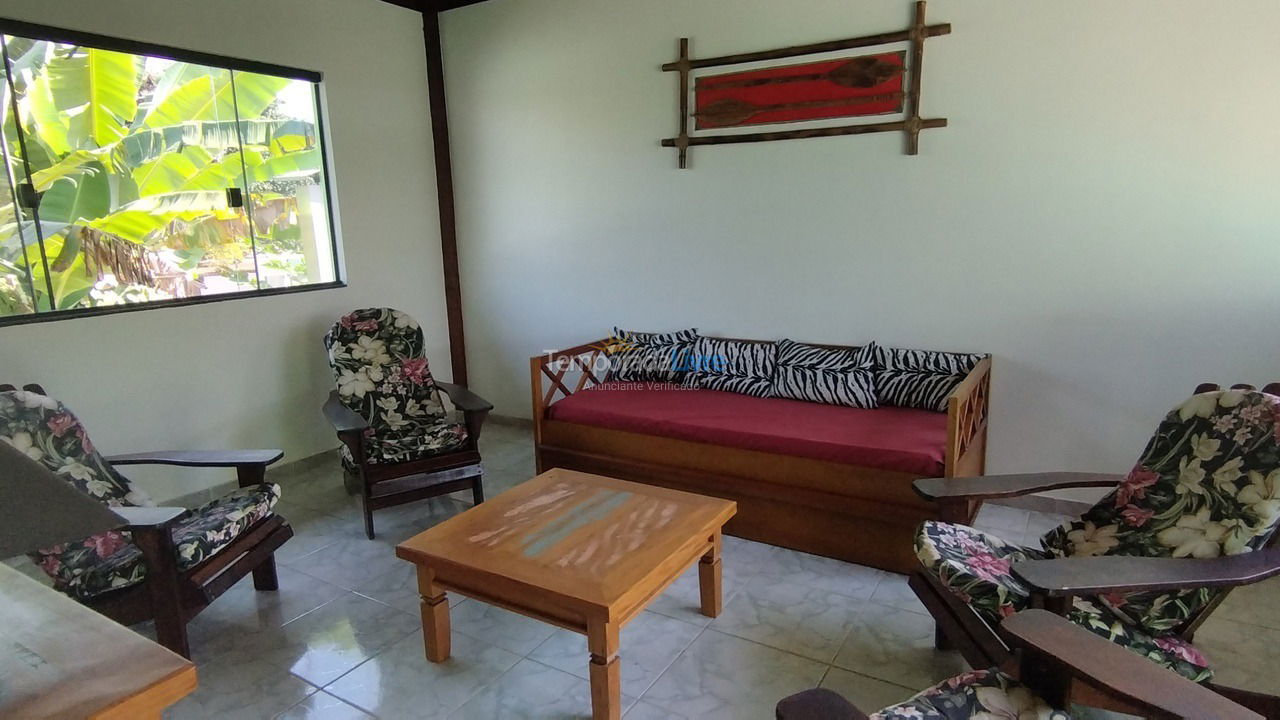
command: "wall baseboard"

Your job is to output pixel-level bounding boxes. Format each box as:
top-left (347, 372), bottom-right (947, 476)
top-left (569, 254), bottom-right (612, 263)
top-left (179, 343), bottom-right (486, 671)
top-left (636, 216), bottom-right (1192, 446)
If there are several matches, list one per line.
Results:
top-left (487, 414), bottom-right (533, 429)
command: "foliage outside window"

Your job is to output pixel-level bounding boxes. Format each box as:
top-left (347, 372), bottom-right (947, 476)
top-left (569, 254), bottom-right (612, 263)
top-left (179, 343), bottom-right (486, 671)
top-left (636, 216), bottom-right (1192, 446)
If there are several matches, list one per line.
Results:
top-left (0, 22), bottom-right (341, 322)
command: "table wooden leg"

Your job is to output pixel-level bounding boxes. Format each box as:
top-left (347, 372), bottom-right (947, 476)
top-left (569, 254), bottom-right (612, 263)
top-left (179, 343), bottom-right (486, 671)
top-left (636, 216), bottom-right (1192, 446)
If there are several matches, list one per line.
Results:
top-left (416, 566), bottom-right (450, 663)
top-left (587, 619), bottom-right (621, 720)
top-left (699, 532), bottom-right (723, 618)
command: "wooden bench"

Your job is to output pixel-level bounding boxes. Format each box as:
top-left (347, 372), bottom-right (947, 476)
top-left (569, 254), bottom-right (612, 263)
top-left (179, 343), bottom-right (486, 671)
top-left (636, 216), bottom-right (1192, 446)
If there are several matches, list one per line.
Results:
top-left (530, 337), bottom-right (989, 573)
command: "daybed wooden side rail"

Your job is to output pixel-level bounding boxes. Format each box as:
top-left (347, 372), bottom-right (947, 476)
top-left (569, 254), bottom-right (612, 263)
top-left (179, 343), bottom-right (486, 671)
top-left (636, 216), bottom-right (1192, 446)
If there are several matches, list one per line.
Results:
top-left (531, 339), bottom-right (612, 449)
top-left (944, 355), bottom-right (992, 479)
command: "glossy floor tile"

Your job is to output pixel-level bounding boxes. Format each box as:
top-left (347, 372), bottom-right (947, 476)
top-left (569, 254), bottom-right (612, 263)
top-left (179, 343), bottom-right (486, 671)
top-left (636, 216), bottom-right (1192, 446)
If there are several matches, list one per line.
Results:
top-left (81, 423), bottom-right (1273, 718)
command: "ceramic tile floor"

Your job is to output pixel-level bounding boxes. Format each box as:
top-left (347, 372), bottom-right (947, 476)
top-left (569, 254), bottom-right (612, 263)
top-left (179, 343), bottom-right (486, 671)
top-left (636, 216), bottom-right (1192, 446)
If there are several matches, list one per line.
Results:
top-left (9, 421), bottom-right (1279, 719)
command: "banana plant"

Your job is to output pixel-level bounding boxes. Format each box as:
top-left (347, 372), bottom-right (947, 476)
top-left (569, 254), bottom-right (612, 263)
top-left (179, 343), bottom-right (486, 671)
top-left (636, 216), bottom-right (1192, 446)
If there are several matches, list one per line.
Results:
top-left (0, 36), bottom-right (320, 316)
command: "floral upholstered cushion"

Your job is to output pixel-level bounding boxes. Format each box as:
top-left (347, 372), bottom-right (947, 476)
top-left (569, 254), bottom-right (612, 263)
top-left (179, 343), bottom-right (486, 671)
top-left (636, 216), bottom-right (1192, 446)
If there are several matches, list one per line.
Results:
top-left (1042, 389), bottom-right (1280, 631)
top-left (1070, 598), bottom-right (1211, 683)
top-left (0, 388), bottom-right (283, 601)
top-left (337, 422), bottom-right (468, 469)
top-left (36, 483), bottom-right (281, 600)
top-left (324, 308), bottom-right (469, 468)
top-left (916, 521), bottom-right (1050, 621)
top-left (916, 521), bottom-right (1214, 683)
top-left (869, 669), bottom-right (1069, 720)
top-left (0, 390), bottom-right (152, 507)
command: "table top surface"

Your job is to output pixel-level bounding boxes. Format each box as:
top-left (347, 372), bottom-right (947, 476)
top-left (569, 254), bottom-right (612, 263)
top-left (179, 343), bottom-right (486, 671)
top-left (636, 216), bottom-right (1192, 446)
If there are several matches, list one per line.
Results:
top-left (396, 469), bottom-right (737, 609)
top-left (0, 563), bottom-right (197, 719)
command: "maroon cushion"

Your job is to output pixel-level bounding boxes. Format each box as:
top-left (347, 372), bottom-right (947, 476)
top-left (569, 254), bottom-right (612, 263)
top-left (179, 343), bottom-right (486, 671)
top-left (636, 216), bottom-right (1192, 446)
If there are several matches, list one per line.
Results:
top-left (547, 385), bottom-right (947, 476)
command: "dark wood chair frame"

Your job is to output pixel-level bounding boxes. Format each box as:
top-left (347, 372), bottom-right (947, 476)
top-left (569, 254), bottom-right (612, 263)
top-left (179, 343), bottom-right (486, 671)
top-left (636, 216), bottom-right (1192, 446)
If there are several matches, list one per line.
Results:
top-left (908, 382), bottom-right (1280, 717)
top-left (0, 382), bottom-right (294, 660)
top-left (775, 609), bottom-right (1260, 720)
top-left (323, 382), bottom-right (492, 539)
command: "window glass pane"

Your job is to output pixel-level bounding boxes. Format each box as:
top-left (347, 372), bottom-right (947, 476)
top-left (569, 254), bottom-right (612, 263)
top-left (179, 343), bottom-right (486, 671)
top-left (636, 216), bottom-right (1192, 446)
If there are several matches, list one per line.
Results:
top-left (234, 71), bottom-right (334, 288)
top-left (0, 34), bottom-right (49, 316)
top-left (0, 26), bottom-right (340, 323)
top-left (8, 40), bottom-right (266, 310)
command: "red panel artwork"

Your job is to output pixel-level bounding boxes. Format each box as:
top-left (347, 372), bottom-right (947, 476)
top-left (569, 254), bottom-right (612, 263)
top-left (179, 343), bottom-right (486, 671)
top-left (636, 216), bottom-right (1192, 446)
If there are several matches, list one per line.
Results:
top-left (694, 52), bottom-right (906, 130)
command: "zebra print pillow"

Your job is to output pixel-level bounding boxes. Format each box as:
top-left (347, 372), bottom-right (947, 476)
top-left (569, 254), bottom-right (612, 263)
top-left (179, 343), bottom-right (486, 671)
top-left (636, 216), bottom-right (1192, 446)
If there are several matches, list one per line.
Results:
top-left (608, 327), bottom-right (698, 383)
top-left (772, 339), bottom-right (878, 408)
top-left (691, 337), bottom-right (776, 398)
top-left (876, 346), bottom-right (984, 412)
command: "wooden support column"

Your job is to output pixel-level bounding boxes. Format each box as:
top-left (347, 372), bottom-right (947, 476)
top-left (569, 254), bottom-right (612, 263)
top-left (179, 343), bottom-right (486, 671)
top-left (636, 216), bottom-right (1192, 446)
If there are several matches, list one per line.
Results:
top-left (674, 38), bottom-right (691, 169)
top-left (903, 0), bottom-right (929, 155)
top-left (422, 8), bottom-right (469, 385)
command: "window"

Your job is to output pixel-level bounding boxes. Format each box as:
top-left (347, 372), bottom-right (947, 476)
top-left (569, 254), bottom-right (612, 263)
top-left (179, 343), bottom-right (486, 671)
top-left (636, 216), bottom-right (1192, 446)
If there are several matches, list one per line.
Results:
top-left (0, 20), bottom-right (341, 323)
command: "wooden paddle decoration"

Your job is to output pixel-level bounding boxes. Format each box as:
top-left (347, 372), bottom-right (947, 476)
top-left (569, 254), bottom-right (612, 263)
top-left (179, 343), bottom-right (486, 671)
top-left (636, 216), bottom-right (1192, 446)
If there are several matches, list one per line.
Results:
top-left (662, 1), bottom-right (951, 166)
top-left (694, 93), bottom-right (903, 128)
top-left (697, 55), bottom-right (904, 92)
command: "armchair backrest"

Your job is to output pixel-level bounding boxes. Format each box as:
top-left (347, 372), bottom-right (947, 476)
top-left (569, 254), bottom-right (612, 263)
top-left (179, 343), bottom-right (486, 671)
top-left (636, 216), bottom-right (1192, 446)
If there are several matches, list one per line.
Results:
top-left (1, 388), bottom-right (153, 583)
top-left (323, 308), bottom-right (448, 439)
top-left (1043, 389), bottom-right (1280, 630)
top-left (0, 389), bottom-right (149, 508)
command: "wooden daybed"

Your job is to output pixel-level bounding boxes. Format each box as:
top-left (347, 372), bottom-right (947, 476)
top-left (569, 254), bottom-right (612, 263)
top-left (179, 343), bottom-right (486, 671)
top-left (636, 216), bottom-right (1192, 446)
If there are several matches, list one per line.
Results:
top-left (530, 337), bottom-right (990, 573)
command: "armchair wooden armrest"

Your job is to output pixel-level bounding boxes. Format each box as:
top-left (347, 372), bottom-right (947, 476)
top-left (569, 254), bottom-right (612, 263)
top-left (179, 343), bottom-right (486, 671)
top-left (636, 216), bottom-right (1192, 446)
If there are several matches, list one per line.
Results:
top-left (776, 610), bottom-right (1258, 720)
top-left (322, 391), bottom-right (369, 435)
top-left (1002, 610), bottom-right (1260, 719)
top-left (774, 688), bottom-right (866, 720)
top-left (437, 382), bottom-right (492, 442)
top-left (913, 472), bottom-right (1123, 502)
top-left (1011, 548), bottom-right (1280, 597)
top-left (108, 449), bottom-right (284, 489)
top-left (436, 382), bottom-right (494, 413)
top-left (112, 506), bottom-right (187, 528)
top-left (106, 449), bottom-right (283, 469)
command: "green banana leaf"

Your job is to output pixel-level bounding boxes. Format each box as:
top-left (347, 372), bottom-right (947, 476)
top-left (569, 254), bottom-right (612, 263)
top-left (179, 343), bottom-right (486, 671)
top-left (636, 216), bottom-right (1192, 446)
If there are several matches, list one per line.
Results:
top-left (38, 165), bottom-right (111, 225)
top-left (49, 48), bottom-right (140, 147)
top-left (143, 72), bottom-right (286, 128)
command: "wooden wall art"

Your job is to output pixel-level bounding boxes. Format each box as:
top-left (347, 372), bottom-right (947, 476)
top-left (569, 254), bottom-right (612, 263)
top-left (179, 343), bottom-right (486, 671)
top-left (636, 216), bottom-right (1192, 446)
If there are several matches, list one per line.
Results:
top-left (661, 1), bottom-right (951, 168)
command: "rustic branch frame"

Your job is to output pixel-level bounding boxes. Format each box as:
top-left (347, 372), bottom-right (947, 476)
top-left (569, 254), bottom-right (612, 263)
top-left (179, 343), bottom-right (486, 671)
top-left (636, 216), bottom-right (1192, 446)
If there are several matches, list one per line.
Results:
top-left (661, 1), bottom-right (950, 168)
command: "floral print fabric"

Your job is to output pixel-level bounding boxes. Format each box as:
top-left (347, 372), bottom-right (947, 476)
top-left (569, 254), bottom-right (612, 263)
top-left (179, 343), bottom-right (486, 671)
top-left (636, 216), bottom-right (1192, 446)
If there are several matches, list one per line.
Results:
top-left (869, 669), bottom-right (1069, 720)
top-left (324, 308), bottom-right (467, 468)
top-left (916, 521), bottom-right (1213, 683)
top-left (1, 390), bottom-right (152, 507)
top-left (38, 484), bottom-right (280, 600)
top-left (1042, 390), bottom-right (1280, 631)
top-left (916, 521), bottom-right (1049, 621)
top-left (0, 389), bottom-right (281, 600)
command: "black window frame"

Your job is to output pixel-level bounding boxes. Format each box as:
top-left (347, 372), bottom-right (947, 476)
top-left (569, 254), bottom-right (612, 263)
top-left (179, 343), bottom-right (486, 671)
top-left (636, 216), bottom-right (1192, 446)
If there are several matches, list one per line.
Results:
top-left (0, 18), bottom-right (346, 328)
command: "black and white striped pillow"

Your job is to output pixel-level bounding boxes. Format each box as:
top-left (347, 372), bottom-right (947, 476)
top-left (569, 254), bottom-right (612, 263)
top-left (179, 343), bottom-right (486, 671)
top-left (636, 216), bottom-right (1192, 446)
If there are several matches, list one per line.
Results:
top-left (772, 339), bottom-right (878, 408)
top-left (876, 346), bottom-right (984, 412)
top-left (608, 327), bottom-right (698, 383)
top-left (691, 337), bottom-right (776, 398)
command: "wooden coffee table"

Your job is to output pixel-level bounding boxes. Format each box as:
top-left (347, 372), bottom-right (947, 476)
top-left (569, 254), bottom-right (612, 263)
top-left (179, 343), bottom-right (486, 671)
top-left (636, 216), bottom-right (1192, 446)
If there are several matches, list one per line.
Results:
top-left (396, 468), bottom-right (736, 720)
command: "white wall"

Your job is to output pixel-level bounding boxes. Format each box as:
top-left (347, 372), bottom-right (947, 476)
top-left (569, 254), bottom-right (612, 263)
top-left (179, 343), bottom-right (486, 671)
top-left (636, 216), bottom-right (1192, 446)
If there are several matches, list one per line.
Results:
top-left (0, 0), bottom-right (448, 501)
top-left (442, 0), bottom-right (1280, 479)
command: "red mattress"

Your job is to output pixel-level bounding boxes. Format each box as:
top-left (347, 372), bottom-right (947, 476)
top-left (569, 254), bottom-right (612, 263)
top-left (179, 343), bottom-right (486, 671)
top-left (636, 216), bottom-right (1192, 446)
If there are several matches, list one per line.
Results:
top-left (547, 385), bottom-right (948, 476)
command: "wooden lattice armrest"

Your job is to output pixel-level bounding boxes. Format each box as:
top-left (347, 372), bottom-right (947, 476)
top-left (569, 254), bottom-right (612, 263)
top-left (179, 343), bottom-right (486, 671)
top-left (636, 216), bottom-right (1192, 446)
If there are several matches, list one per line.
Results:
top-left (943, 356), bottom-right (991, 474)
top-left (531, 339), bottom-right (612, 411)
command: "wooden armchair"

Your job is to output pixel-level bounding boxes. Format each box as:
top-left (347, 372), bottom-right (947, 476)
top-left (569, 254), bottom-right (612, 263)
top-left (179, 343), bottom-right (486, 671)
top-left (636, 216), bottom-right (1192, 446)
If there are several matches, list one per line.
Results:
top-left (323, 308), bottom-right (491, 539)
top-left (776, 609), bottom-right (1258, 720)
top-left (0, 383), bottom-right (293, 659)
top-left (909, 383), bottom-right (1280, 716)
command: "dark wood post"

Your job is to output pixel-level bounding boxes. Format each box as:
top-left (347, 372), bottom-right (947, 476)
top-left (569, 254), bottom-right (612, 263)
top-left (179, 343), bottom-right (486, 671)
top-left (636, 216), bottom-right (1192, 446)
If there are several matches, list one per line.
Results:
top-left (423, 7), bottom-right (469, 386)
